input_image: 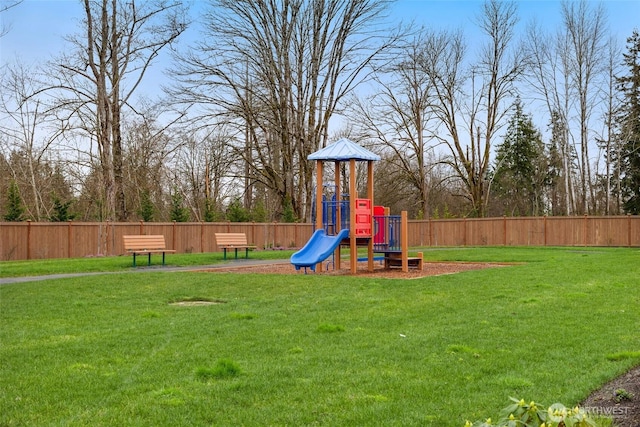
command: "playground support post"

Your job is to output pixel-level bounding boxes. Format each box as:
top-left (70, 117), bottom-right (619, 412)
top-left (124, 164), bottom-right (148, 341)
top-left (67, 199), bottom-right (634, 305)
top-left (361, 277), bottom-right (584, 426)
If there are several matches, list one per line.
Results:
top-left (349, 159), bottom-right (357, 273)
top-left (315, 161), bottom-right (324, 272)
top-left (401, 211), bottom-right (409, 272)
top-left (334, 160), bottom-right (341, 270)
top-left (367, 161), bottom-right (375, 272)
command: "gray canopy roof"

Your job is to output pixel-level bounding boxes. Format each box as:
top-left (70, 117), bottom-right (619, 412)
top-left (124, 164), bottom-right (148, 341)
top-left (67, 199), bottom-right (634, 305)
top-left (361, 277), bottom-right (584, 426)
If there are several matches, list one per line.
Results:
top-left (308, 138), bottom-right (380, 161)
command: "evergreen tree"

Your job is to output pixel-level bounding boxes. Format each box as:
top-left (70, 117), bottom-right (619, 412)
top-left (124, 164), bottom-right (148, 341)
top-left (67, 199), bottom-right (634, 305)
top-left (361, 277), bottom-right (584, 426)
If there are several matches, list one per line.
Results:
top-left (203, 198), bottom-right (218, 222)
top-left (282, 197), bottom-right (296, 223)
top-left (4, 180), bottom-right (26, 221)
top-left (491, 100), bottom-right (548, 216)
top-left (226, 197), bottom-right (250, 222)
top-left (137, 190), bottom-right (155, 222)
top-left (251, 200), bottom-right (267, 223)
top-left (49, 196), bottom-right (76, 222)
top-left (617, 30), bottom-right (640, 214)
top-left (169, 188), bottom-right (190, 222)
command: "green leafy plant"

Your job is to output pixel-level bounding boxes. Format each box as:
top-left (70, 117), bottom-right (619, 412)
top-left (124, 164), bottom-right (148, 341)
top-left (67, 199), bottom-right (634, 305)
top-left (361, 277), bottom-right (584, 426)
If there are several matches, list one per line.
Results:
top-left (464, 397), bottom-right (600, 427)
top-left (613, 388), bottom-right (633, 403)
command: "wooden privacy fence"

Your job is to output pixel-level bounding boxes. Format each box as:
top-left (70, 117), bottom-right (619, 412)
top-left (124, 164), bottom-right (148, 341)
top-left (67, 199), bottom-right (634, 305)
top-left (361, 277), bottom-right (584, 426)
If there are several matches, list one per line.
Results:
top-left (407, 215), bottom-right (640, 248)
top-left (1, 215), bottom-right (639, 261)
top-left (0, 221), bottom-right (314, 261)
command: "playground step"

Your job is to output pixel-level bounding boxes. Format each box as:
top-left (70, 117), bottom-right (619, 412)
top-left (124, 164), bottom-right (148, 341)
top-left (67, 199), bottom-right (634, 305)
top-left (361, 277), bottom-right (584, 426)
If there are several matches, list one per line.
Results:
top-left (384, 252), bottom-right (424, 270)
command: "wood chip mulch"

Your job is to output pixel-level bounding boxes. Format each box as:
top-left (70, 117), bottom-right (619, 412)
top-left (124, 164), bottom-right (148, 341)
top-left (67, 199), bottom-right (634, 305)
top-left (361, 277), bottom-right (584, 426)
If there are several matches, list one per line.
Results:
top-left (198, 261), bottom-right (510, 279)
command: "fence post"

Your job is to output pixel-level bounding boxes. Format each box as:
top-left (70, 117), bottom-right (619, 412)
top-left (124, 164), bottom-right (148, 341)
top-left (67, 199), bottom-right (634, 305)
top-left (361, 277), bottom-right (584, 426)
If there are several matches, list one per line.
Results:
top-left (27, 220), bottom-right (31, 260)
top-left (463, 217), bottom-right (467, 247)
top-left (401, 211), bottom-right (409, 272)
top-left (252, 222), bottom-right (256, 248)
top-left (104, 220), bottom-right (113, 255)
top-left (172, 221), bottom-right (176, 250)
top-left (544, 215), bottom-right (547, 246)
top-left (628, 214), bottom-right (632, 247)
top-left (68, 220), bottom-right (73, 258)
top-left (583, 214), bottom-right (588, 246)
top-left (273, 222), bottom-right (278, 247)
top-left (503, 216), bottom-right (507, 246)
top-left (200, 221), bottom-right (204, 253)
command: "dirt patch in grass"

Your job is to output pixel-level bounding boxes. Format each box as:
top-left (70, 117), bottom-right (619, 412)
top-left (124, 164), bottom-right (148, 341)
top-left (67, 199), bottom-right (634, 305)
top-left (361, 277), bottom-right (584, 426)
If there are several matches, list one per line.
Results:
top-left (169, 300), bottom-right (226, 306)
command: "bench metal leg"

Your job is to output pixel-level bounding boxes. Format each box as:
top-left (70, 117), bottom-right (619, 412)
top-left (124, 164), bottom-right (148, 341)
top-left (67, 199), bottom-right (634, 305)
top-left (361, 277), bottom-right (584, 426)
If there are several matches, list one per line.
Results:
top-left (133, 253), bottom-right (137, 267)
top-left (148, 253), bottom-right (152, 266)
top-left (223, 248), bottom-right (227, 260)
top-left (245, 248), bottom-right (249, 258)
top-left (162, 252), bottom-right (166, 266)
top-left (234, 248), bottom-right (238, 259)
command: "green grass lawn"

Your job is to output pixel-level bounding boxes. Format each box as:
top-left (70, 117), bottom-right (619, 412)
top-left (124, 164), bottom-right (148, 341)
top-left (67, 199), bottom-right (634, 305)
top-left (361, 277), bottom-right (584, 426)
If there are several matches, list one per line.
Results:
top-left (1, 247), bottom-right (639, 426)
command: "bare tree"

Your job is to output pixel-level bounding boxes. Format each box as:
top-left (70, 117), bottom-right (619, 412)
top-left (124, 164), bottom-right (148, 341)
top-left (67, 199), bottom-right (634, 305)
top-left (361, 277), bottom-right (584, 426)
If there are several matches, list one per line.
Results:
top-left (347, 29), bottom-right (440, 217)
top-left (121, 104), bottom-right (180, 220)
top-left (41, 0), bottom-right (189, 221)
top-left (596, 37), bottom-right (622, 215)
top-left (419, 0), bottom-right (524, 217)
top-left (171, 0), bottom-right (398, 221)
top-left (524, 1), bottom-right (609, 215)
top-left (0, 0), bottom-right (22, 38)
top-left (0, 60), bottom-right (65, 220)
top-left (524, 21), bottom-right (576, 215)
top-left (561, 0), bottom-right (608, 214)
top-left (170, 127), bottom-right (236, 222)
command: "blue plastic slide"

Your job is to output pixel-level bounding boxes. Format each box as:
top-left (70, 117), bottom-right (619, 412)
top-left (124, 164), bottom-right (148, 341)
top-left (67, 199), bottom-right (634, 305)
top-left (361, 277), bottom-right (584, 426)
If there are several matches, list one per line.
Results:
top-left (290, 228), bottom-right (350, 272)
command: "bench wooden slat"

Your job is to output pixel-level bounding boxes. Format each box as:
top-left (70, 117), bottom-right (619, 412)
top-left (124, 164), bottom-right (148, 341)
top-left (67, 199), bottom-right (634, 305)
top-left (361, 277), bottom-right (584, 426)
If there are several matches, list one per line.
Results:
top-left (123, 235), bottom-right (175, 267)
top-left (214, 233), bottom-right (256, 260)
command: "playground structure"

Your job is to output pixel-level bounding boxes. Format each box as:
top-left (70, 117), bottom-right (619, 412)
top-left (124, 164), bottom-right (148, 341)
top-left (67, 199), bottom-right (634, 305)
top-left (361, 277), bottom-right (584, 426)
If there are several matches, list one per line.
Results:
top-left (290, 138), bottom-right (421, 274)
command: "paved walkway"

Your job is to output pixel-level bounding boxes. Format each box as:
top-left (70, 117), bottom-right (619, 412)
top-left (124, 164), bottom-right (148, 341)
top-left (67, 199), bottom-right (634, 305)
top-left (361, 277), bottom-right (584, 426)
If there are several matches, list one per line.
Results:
top-left (0, 259), bottom-right (291, 285)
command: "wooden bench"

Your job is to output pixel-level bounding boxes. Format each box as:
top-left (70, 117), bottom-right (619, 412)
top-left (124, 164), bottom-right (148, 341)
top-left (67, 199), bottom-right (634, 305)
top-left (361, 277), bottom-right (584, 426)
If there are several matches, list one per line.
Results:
top-left (215, 233), bottom-right (256, 260)
top-left (123, 235), bottom-right (176, 267)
